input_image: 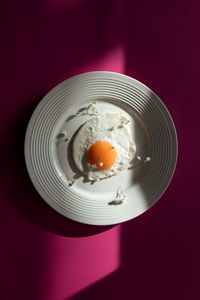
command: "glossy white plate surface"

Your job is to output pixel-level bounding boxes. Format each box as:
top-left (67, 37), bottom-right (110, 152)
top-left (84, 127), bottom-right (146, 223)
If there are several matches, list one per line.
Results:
top-left (25, 72), bottom-right (178, 225)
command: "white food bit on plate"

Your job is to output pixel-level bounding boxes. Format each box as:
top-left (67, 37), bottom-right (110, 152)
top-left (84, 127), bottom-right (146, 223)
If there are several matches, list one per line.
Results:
top-left (144, 156), bottom-right (151, 163)
top-left (87, 103), bottom-right (98, 115)
top-left (115, 187), bottom-right (126, 202)
top-left (67, 178), bottom-right (75, 187)
top-left (120, 115), bottom-right (130, 126)
top-left (108, 187), bottom-right (126, 205)
top-left (136, 155), bottom-right (151, 163)
top-left (56, 132), bottom-right (69, 146)
top-left (76, 102), bottom-right (98, 116)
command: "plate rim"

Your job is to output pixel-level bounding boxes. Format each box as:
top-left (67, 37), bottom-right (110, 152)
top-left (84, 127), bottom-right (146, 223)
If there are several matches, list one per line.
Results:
top-left (24, 71), bottom-right (178, 225)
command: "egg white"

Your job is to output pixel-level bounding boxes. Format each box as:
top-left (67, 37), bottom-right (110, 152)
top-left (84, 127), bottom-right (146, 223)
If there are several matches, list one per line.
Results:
top-left (72, 112), bottom-right (136, 181)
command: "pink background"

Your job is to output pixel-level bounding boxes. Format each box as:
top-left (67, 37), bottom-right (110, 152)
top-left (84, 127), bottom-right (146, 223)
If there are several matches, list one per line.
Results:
top-left (1, 1), bottom-right (200, 299)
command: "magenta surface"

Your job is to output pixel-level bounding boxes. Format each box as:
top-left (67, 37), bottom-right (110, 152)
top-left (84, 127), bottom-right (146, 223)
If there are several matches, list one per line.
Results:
top-left (1, 1), bottom-right (200, 299)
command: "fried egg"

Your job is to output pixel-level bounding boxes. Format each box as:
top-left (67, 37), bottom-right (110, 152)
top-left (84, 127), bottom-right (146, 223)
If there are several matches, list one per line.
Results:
top-left (72, 112), bottom-right (136, 181)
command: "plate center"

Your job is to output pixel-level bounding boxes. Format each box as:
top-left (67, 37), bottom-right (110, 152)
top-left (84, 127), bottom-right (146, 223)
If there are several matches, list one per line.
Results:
top-left (51, 99), bottom-right (151, 199)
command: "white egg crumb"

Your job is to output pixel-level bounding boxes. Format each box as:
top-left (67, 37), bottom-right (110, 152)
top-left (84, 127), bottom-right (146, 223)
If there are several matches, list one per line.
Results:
top-left (56, 131), bottom-right (69, 146)
top-left (144, 156), bottom-right (151, 162)
top-left (68, 179), bottom-right (75, 186)
top-left (87, 103), bottom-right (98, 115)
top-left (136, 155), bottom-right (151, 163)
top-left (109, 187), bottom-right (126, 205)
top-left (120, 115), bottom-right (130, 126)
top-left (75, 102), bottom-right (98, 116)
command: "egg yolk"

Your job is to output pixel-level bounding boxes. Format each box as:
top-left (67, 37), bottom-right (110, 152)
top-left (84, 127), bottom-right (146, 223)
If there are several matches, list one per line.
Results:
top-left (87, 141), bottom-right (117, 170)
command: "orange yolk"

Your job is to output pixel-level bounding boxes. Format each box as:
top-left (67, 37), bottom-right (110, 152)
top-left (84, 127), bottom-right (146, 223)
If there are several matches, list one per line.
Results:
top-left (87, 141), bottom-right (117, 171)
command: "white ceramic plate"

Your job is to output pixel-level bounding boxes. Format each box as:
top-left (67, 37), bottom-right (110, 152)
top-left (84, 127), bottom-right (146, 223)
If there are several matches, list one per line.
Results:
top-left (25, 71), bottom-right (178, 225)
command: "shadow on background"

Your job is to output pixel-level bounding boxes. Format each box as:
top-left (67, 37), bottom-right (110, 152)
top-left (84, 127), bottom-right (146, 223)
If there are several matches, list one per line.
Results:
top-left (1, 102), bottom-right (114, 237)
top-left (0, 0), bottom-right (122, 299)
top-left (68, 1), bottom-right (200, 300)
top-left (0, 0), bottom-right (121, 237)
